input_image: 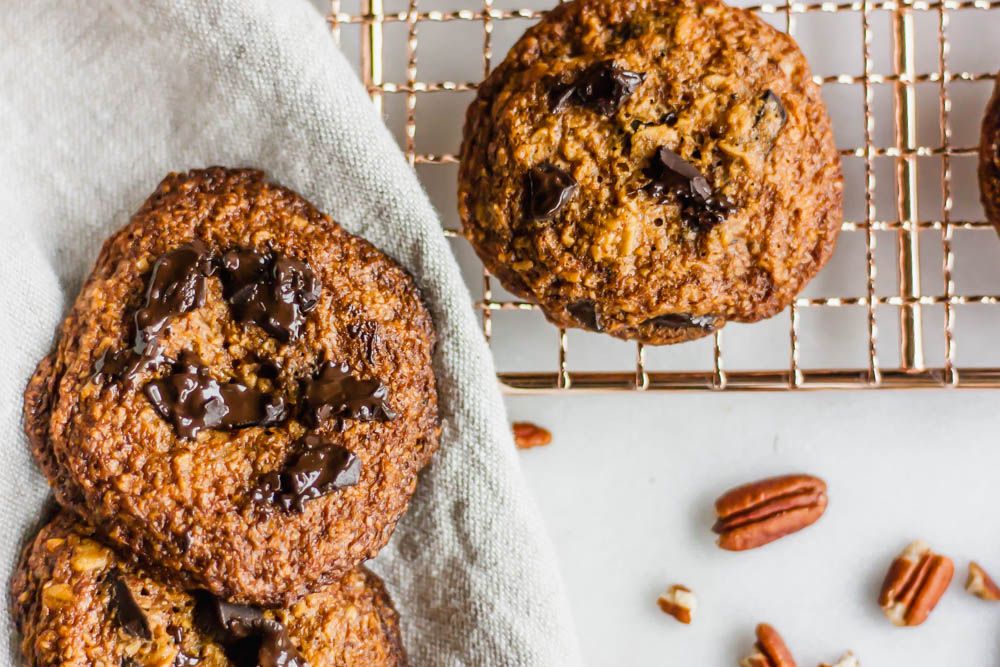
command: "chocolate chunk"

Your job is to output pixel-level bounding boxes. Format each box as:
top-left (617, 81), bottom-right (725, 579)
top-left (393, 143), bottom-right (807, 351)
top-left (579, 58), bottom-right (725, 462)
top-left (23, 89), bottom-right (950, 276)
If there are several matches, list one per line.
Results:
top-left (757, 89), bottom-right (787, 126)
top-left (192, 591), bottom-right (305, 667)
top-left (219, 249), bottom-right (320, 343)
top-left (90, 242), bottom-right (214, 387)
top-left (644, 146), bottom-right (735, 231)
top-left (193, 591), bottom-right (265, 640)
top-left (528, 164), bottom-right (578, 220)
top-left (643, 313), bottom-right (717, 331)
top-left (134, 241), bottom-right (215, 354)
top-left (167, 624), bottom-right (184, 645)
top-left (754, 89), bottom-right (787, 152)
top-left (548, 60), bottom-right (646, 116)
top-left (567, 300), bottom-right (602, 331)
top-left (546, 76), bottom-right (577, 112)
top-left (301, 362), bottom-right (397, 428)
top-left (90, 346), bottom-right (165, 387)
top-left (251, 435), bottom-right (361, 513)
top-left (108, 570), bottom-right (151, 641)
top-left (144, 353), bottom-right (287, 439)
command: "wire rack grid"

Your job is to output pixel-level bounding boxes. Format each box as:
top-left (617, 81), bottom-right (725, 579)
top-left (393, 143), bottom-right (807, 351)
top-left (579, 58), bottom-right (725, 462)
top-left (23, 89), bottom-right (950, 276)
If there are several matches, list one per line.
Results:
top-left (328, 0), bottom-right (1000, 392)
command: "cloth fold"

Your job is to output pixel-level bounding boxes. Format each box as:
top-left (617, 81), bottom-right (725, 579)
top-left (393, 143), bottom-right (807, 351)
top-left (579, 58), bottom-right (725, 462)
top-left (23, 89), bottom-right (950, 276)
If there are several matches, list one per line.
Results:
top-left (0, 0), bottom-right (580, 664)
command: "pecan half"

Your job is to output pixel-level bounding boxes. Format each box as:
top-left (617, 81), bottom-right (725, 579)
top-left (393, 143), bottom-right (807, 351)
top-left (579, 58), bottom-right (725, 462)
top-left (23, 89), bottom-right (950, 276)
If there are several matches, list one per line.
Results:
top-left (740, 623), bottom-right (796, 667)
top-left (878, 540), bottom-right (953, 626)
top-left (656, 584), bottom-right (695, 624)
top-left (712, 474), bottom-right (827, 550)
top-left (512, 421), bottom-right (552, 449)
top-left (819, 652), bottom-right (858, 667)
top-left (966, 561), bottom-right (1000, 601)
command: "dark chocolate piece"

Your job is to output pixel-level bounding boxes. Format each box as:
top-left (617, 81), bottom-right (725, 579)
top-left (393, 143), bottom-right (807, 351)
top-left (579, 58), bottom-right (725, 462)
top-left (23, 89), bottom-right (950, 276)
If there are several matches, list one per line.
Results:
top-left (757, 89), bottom-right (787, 127)
top-left (567, 300), bottom-right (602, 331)
top-left (754, 89), bottom-right (787, 152)
top-left (643, 313), bottom-right (717, 331)
top-left (90, 346), bottom-right (164, 388)
top-left (193, 591), bottom-right (305, 667)
top-left (219, 249), bottom-right (320, 343)
top-left (644, 146), bottom-right (735, 231)
top-left (144, 352), bottom-right (286, 439)
top-left (134, 241), bottom-right (215, 354)
top-left (528, 164), bottom-right (579, 220)
top-left (549, 60), bottom-right (646, 116)
top-left (251, 435), bottom-right (361, 513)
top-left (167, 624), bottom-right (184, 645)
top-left (90, 242), bottom-right (214, 387)
top-left (301, 362), bottom-right (397, 428)
top-left (108, 570), bottom-right (151, 641)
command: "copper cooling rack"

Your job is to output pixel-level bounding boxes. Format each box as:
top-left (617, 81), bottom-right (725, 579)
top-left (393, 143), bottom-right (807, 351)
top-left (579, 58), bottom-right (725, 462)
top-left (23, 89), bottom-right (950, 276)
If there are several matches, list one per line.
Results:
top-left (329, 0), bottom-right (1000, 392)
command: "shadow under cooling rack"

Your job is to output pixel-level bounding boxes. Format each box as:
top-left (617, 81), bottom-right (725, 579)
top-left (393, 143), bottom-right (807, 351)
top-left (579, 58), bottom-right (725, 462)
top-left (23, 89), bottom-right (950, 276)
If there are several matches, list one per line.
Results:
top-left (329, 0), bottom-right (1000, 392)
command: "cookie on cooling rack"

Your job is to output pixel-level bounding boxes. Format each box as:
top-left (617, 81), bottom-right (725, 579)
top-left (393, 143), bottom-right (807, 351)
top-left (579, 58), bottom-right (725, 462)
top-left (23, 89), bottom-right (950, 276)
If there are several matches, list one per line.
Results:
top-left (23, 167), bottom-right (439, 606)
top-left (980, 74), bottom-right (1000, 229)
top-left (458, 0), bottom-right (843, 345)
top-left (12, 511), bottom-right (407, 666)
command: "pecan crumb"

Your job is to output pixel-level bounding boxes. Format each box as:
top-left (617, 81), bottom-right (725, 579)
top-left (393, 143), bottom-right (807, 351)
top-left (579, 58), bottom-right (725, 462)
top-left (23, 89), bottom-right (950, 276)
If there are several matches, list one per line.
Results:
top-left (966, 561), bottom-right (1000, 601)
top-left (512, 421), bottom-right (552, 449)
top-left (820, 652), bottom-right (858, 667)
top-left (656, 584), bottom-right (695, 624)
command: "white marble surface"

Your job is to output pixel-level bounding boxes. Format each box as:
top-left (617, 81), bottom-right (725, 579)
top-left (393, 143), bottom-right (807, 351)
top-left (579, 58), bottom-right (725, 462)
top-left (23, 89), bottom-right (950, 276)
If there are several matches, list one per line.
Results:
top-left (314, 0), bottom-right (1000, 663)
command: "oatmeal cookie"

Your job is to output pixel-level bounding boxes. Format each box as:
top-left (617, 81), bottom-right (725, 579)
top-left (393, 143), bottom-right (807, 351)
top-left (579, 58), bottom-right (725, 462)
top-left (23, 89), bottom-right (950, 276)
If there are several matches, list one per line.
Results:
top-left (459, 0), bottom-right (843, 344)
top-left (980, 74), bottom-right (1000, 230)
top-left (23, 168), bottom-right (439, 605)
top-left (12, 512), bottom-right (407, 666)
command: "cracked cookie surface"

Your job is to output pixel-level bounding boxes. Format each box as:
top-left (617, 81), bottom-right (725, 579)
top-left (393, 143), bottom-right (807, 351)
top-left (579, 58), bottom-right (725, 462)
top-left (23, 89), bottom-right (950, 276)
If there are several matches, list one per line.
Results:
top-left (23, 168), bottom-right (439, 606)
top-left (12, 512), bottom-right (407, 666)
top-left (459, 0), bottom-right (843, 344)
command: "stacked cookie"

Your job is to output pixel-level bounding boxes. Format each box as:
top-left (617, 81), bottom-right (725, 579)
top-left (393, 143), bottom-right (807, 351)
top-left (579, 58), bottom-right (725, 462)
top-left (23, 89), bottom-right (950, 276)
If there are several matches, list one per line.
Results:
top-left (15, 168), bottom-right (440, 665)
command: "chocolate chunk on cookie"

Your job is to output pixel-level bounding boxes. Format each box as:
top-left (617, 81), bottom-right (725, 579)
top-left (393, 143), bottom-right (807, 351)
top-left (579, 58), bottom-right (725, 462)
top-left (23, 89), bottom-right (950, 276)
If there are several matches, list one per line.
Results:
top-left (12, 512), bottom-right (407, 666)
top-left (459, 0), bottom-right (843, 345)
top-left (23, 168), bottom-right (439, 605)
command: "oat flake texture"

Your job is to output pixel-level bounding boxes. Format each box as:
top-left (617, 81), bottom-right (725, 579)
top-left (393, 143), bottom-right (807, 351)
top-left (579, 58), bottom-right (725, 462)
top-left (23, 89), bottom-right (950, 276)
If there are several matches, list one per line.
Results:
top-left (0, 0), bottom-right (580, 664)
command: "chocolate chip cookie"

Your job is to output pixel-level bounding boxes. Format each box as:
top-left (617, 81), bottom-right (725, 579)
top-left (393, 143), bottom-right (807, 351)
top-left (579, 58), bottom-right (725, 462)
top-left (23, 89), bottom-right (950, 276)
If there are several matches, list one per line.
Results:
top-left (459, 0), bottom-right (843, 344)
top-left (12, 512), bottom-right (407, 666)
top-left (980, 74), bottom-right (1000, 230)
top-left (24, 168), bottom-right (439, 605)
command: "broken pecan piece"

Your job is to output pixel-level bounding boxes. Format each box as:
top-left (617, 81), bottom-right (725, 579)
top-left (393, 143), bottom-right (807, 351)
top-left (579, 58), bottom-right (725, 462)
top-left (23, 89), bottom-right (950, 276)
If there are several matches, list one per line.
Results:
top-left (512, 421), bottom-right (552, 449)
top-left (819, 652), bottom-right (858, 667)
top-left (740, 623), bottom-right (796, 667)
top-left (713, 474), bottom-right (827, 550)
top-left (656, 584), bottom-right (695, 624)
top-left (966, 561), bottom-right (1000, 601)
top-left (878, 540), bottom-right (953, 626)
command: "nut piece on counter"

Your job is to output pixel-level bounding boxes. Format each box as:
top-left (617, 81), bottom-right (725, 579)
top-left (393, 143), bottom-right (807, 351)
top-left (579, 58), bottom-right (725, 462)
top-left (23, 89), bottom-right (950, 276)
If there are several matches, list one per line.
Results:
top-left (712, 474), bottom-right (827, 551)
top-left (966, 562), bottom-right (1000, 601)
top-left (820, 651), bottom-right (858, 667)
top-left (512, 421), bottom-right (552, 449)
top-left (740, 623), bottom-right (797, 667)
top-left (656, 584), bottom-right (696, 624)
top-left (878, 540), bottom-right (954, 626)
